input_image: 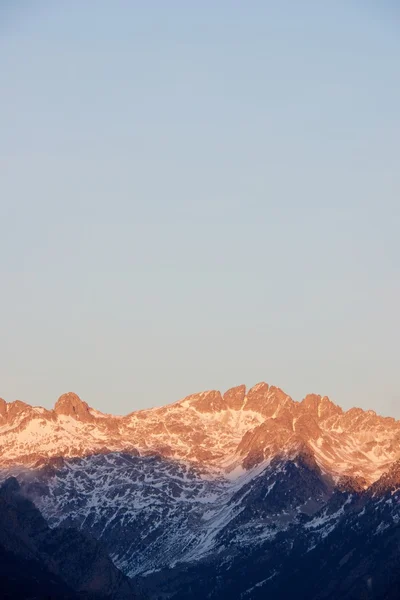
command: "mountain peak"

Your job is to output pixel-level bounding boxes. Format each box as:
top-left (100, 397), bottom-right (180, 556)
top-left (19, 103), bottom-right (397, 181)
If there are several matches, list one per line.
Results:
top-left (5, 400), bottom-right (34, 424)
top-left (300, 394), bottom-right (342, 419)
top-left (245, 382), bottom-right (293, 416)
top-left (182, 390), bottom-right (226, 413)
top-left (223, 385), bottom-right (246, 410)
top-left (0, 397), bottom-right (6, 418)
top-left (54, 392), bottom-right (93, 422)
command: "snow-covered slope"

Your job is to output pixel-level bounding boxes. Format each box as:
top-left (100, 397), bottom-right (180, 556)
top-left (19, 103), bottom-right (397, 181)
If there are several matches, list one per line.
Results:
top-left (15, 450), bottom-right (333, 578)
top-left (14, 448), bottom-right (400, 599)
top-left (1, 383), bottom-right (400, 485)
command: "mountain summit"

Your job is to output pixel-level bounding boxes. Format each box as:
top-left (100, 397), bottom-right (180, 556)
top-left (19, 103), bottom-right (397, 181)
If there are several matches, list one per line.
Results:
top-left (0, 382), bottom-right (399, 485)
top-left (54, 392), bottom-right (94, 421)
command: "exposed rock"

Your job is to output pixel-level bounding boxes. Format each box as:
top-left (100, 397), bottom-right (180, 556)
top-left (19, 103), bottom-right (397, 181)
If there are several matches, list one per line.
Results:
top-left (0, 397), bottom-right (7, 419)
top-left (54, 392), bottom-right (94, 422)
top-left (223, 384), bottom-right (246, 410)
top-left (0, 383), bottom-right (399, 486)
top-left (185, 390), bottom-right (227, 413)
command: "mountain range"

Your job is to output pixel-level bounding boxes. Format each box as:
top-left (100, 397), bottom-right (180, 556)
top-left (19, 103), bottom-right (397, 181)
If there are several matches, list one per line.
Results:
top-left (2, 382), bottom-right (400, 599)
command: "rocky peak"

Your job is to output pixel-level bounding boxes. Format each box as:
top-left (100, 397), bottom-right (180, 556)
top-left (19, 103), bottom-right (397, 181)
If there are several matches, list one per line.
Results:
top-left (183, 390), bottom-right (226, 413)
top-left (223, 385), bottom-right (246, 410)
top-left (54, 393), bottom-right (93, 422)
top-left (245, 382), bottom-right (269, 410)
top-left (338, 406), bottom-right (393, 433)
top-left (300, 394), bottom-right (342, 420)
top-left (245, 382), bottom-right (293, 417)
top-left (6, 400), bottom-right (34, 424)
top-left (319, 395), bottom-right (343, 418)
top-left (300, 394), bottom-right (322, 414)
top-left (0, 397), bottom-right (7, 419)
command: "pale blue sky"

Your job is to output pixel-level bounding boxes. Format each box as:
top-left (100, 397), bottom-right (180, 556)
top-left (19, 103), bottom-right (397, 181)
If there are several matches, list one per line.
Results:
top-left (1, 1), bottom-right (399, 416)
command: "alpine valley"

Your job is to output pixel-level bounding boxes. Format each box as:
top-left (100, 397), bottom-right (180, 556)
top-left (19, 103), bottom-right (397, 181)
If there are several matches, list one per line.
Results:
top-left (2, 383), bottom-right (400, 599)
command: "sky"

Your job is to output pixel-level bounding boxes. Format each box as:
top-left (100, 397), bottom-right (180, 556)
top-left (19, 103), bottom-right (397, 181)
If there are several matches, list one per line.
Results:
top-left (0, 1), bottom-right (399, 417)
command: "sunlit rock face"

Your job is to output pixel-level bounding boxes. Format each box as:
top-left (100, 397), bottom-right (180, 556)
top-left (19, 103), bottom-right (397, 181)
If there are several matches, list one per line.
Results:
top-left (54, 392), bottom-right (94, 422)
top-left (1, 383), bottom-right (400, 485)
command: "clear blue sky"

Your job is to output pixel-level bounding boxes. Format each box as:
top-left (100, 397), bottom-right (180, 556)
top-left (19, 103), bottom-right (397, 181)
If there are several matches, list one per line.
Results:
top-left (1, 1), bottom-right (399, 416)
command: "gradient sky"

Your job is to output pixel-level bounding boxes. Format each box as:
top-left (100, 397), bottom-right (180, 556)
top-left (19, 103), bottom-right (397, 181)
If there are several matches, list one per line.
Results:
top-left (1, 1), bottom-right (399, 417)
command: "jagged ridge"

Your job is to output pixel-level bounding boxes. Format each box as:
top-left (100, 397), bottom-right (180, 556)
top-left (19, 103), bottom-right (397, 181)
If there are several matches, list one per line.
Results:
top-left (1, 383), bottom-right (400, 483)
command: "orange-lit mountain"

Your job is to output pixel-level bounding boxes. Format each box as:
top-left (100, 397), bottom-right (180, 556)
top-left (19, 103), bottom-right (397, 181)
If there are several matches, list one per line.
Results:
top-left (1, 383), bottom-right (399, 485)
top-left (4, 384), bottom-right (400, 599)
